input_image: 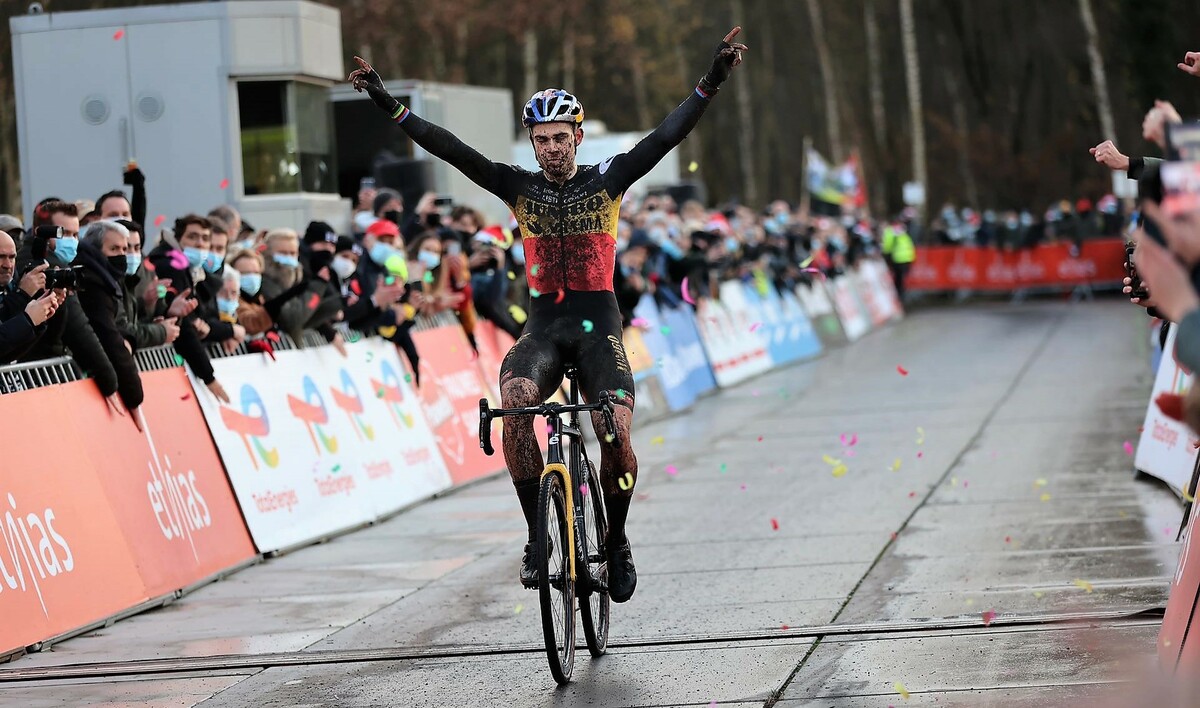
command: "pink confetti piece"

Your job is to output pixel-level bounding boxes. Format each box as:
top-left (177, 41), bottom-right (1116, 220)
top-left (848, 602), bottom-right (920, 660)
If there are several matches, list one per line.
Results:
top-left (168, 249), bottom-right (188, 270)
top-left (840, 433), bottom-right (858, 447)
top-left (981, 610), bottom-right (996, 626)
top-left (780, 624), bottom-right (789, 630)
top-left (1122, 440), bottom-right (1134, 455)
top-left (219, 178), bottom-right (230, 190)
top-left (681, 275), bottom-right (696, 304)
top-left (665, 464), bottom-right (678, 476)
top-left (908, 491), bottom-right (917, 498)
top-left (757, 435), bottom-right (763, 442)
top-left (770, 518), bottom-right (779, 531)
top-left (749, 322), bottom-right (762, 332)
top-left (1004, 536), bottom-right (1011, 543)
top-left (896, 365), bottom-right (909, 376)
top-left (740, 483), bottom-right (747, 491)
top-left (916, 451), bottom-right (924, 459)
top-left (630, 317), bottom-right (650, 328)
top-left (153, 214), bottom-right (166, 227)
top-left (800, 267), bottom-right (826, 279)
top-left (579, 483), bottom-right (588, 496)
top-left (113, 29), bottom-right (125, 40)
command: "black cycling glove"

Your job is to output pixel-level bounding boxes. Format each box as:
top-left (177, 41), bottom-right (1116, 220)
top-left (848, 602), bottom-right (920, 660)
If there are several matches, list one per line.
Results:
top-left (699, 41), bottom-right (738, 94)
top-left (354, 65), bottom-right (401, 116)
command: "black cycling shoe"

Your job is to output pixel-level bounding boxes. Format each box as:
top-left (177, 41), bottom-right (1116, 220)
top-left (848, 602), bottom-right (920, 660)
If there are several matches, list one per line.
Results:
top-left (606, 540), bottom-right (637, 603)
top-left (520, 541), bottom-right (538, 589)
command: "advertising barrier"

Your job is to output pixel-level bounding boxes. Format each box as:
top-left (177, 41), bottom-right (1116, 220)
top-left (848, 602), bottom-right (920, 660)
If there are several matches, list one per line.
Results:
top-left (906, 238), bottom-right (1127, 292)
top-left (631, 296), bottom-right (717, 412)
top-left (472, 320), bottom-right (516, 405)
top-left (696, 285), bottom-right (773, 387)
top-left (191, 338), bottom-right (452, 552)
top-left (1136, 325), bottom-right (1198, 495)
top-left (410, 325), bottom-right (504, 486)
top-left (0, 368), bottom-right (256, 655)
top-left (1160, 504), bottom-right (1200, 672)
top-left (743, 284), bottom-right (823, 366)
top-left (854, 260), bottom-right (904, 325)
top-left (828, 276), bottom-right (872, 342)
top-left (795, 280), bottom-right (847, 346)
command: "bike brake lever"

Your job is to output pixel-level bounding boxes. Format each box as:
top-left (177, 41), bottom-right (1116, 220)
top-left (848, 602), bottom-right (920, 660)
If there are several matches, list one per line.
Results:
top-left (478, 398), bottom-right (494, 456)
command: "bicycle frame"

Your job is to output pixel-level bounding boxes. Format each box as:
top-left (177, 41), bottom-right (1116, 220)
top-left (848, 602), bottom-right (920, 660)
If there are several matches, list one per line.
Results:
top-left (479, 371), bottom-right (617, 590)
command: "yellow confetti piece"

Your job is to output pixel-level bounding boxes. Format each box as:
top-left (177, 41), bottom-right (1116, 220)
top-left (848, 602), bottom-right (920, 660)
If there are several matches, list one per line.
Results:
top-left (1033, 591), bottom-right (1045, 598)
top-left (832, 464), bottom-right (848, 478)
top-left (514, 603), bottom-right (524, 614)
top-left (1118, 510), bottom-right (1128, 518)
top-left (651, 436), bottom-right (665, 445)
top-left (1033, 478), bottom-right (1048, 488)
top-left (822, 454), bottom-right (841, 466)
top-left (1185, 484), bottom-right (1196, 503)
top-left (799, 255), bottom-right (814, 268)
top-left (894, 682), bottom-right (910, 699)
top-left (890, 458), bottom-right (902, 471)
top-left (1073, 579), bottom-right (1094, 593)
top-left (618, 472), bottom-right (633, 490)
top-left (1040, 493), bottom-right (1052, 502)
top-left (916, 427), bottom-right (925, 445)
top-left (965, 598), bottom-right (975, 606)
top-left (688, 160), bottom-right (699, 173)
top-left (950, 477), bottom-right (958, 486)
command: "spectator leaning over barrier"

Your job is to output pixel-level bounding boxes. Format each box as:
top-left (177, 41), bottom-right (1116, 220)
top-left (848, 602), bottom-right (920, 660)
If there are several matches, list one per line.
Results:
top-left (407, 231), bottom-right (478, 351)
top-left (260, 228), bottom-right (345, 351)
top-left (77, 220), bottom-right (145, 429)
top-left (356, 223), bottom-right (422, 381)
top-left (147, 214), bottom-right (229, 403)
top-left (15, 199), bottom-right (124, 413)
top-left (113, 219), bottom-right (179, 351)
top-left (0, 229), bottom-right (58, 362)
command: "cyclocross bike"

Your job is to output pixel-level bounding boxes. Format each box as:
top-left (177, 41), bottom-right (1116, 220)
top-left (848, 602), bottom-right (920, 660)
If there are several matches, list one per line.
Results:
top-left (479, 365), bottom-right (615, 684)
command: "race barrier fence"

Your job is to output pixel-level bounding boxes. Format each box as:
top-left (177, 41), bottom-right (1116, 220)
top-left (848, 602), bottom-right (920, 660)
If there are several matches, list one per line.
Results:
top-left (0, 258), bottom-right (906, 658)
top-left (907, 238), bottom-right (1128, 293)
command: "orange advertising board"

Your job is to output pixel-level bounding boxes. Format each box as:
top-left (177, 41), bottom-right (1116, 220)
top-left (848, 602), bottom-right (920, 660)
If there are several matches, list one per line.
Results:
top-left (0, 370), bottom-right (256, 655)
top-left (906, 238), bottom-right (1127, 292)
top-left (411, 325), bottom-right (505, 485)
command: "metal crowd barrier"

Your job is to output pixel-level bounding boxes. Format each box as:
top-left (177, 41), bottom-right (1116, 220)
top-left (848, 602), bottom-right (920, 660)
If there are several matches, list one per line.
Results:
top-left (1, 313), bottom-right (452, 396)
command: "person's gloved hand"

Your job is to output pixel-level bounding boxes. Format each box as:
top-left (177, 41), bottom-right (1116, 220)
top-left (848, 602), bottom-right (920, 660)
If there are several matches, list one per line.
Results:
top-left (348, 56), bottom-right (400, 115)
top-left (123, 165), bottom-right (145, 188)
top-left (700, 27), bottom-right (748, 92)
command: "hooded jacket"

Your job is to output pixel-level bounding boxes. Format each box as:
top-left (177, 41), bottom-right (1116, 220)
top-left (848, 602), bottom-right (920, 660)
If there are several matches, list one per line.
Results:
top-left (75, 241), bottom-right (144, 410)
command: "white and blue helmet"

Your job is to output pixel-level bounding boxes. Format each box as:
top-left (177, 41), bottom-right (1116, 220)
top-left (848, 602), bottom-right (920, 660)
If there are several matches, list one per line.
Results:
top-left (522, 89), bottom-right (585, 128)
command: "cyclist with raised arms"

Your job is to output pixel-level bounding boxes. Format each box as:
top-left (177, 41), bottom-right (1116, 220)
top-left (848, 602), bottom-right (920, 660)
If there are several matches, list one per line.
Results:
top-left (350, 28), bottom-right (747, 603)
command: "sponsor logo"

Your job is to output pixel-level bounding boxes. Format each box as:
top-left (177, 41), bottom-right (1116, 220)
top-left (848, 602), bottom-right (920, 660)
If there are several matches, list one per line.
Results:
top-left (220, 384), bottom-right (279, 469)
top-left (370, 360), bottom-right (415, 430)
top-left (287, 376), bottom-right (338, 455)
top-left (0, 492), bottom-right (74, 615)
top-left (418, 359), bottom-right (467, 465)
top-left (250, 488), bottom-right (299, 514)
top-left (330, 369), bottom-right (376, 442)
top-left (143, 427), bottom-right (211, 560)
top-left (1153, 421), bottom-right (1180, 451)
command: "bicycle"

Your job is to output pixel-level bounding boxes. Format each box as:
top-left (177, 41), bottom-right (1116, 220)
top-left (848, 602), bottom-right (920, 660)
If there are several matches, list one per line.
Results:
top-left (479, 365), bottom-right (616, 684)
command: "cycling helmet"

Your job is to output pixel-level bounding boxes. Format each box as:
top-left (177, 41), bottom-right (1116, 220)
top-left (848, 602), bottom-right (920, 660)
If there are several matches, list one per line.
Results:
top-left (522, 89), bottom-right (584, 128)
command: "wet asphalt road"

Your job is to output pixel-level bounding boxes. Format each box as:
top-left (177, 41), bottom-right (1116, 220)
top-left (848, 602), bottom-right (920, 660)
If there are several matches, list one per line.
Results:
top-left (0, 300), bottom-right (1183, 706)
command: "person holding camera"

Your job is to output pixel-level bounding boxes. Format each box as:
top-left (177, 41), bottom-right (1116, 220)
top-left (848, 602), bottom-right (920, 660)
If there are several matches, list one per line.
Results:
top-left (14, 199), bottom-right (124, 415)
top-left (0, 230), bottom-right (59, 362)
top-left (77, 220), bottom-right (145, 429)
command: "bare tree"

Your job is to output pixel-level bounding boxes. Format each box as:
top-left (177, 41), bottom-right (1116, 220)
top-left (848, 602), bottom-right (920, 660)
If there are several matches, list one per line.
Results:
top-left (805, 0), bottom-right (844, 162)
top-left (899, 0), bottom-right (927, 220)
top-left (730, 0), bottom-right (759, 205)
top-left (1078, 0), bottom-right (1116, 141)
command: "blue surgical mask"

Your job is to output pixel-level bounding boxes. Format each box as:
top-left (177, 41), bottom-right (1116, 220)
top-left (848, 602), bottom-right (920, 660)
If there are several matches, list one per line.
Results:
top-left (217, 297), bottom-right (239, 315)
top-left (51, 237), bottom-right (78, 265)
top-left (511, 243), bottom-right (525, 265)
top-left (369, 241), bottom-right (397, 266)
top-left (125, 253), bottom-right (142, 276)
top-left (418, 251), bottom-right (441, 269)
top-left (183, 247), bottom-right (208, 269)
top-left (203, 252), bottom-right (225, 274)
top-left (660, 239), bottom-right (683, 260)
top-left (272, 253), bottom-right (300, 268)
top-left (239, 273), bottom-right (262, 296)
top-left (724, 237), bottom-right (738, 253)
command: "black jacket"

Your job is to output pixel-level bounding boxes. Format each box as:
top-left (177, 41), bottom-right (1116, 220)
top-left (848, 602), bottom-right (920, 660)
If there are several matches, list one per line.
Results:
top-left (14, 236), bottom-right (119, 396)
top-left (146, 241), bottom-right (215, 384)
top-left (76, 242), bottom-right (144, 409)
top-left (0, 283), bottom-right (43, 363)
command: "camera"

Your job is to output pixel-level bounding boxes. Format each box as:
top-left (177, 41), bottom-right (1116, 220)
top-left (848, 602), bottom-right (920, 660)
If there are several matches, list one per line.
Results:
top-left (46, 266), bottom-right (83, 290)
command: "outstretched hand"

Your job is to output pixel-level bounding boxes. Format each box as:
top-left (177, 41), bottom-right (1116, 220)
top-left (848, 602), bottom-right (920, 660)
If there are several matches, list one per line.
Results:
top-left (349, 57), bottom-right (399, 114)
top-left (1180, 51), bottom-right (1200, 77)
top-left (703, 27), bottom-right (749, 89)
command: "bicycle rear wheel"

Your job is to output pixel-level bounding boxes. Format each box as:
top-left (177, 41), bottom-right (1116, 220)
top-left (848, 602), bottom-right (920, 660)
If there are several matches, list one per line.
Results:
top-left (537, 471), bottom-right (576, 684)
top-left (578, 460), bottom-right (610, 657)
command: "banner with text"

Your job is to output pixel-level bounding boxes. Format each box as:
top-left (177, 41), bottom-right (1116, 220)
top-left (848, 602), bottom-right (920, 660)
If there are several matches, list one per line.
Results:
top-left (1136, 325), bottom-right (1198, 495)
top-left (192, 339), bottom-right (452, 552)
top-left (907, 239), bottom-right (1127, 292)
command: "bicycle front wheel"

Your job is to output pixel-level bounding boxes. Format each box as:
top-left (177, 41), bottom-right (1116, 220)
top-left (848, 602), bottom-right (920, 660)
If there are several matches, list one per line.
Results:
top-left (537, 470), bottom-right (576, 684)
top-left (578, 460), bottom-right (610, 657)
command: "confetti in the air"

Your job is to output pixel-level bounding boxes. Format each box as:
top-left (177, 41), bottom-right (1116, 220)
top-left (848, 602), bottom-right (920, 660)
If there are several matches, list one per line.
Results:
top-left (377, 388), bottom-right (386, 398)
top-left (531, 264), bottom-right (540, 276)
top-left (720, 463), bottom-right (727, 473)
top-left (582, 319), bottom-right (594, 333)
top-left (832, 464), bottom-right (848, 478)
top-left (916, 451), bottom-right (924, 459)
top-left (618, 472), bottom-right (633, 490)
top-left (153, 214), bottom-right (166, 227)
top-left (981, 610), bottom-right (996, 626)
top-left (631, 317), bottom-right (649, 328)
top-left (1122, 440), bottom-right (1134, 456)
top-left (219, 178), bottom-right (230, 190)
top-left (1040, 493), bottom-right (1052, 502)
top-left (174, 354), bottom-right (184, 365)
top-left (605, 433), bottom-right (615, 443)
top-left (1033, 478), bottom-right (1048, 488)
top-left (1073, 579), bottom-right (1094, 593)
top-left (651, 436), bottom-right (665, 445)
top-left (890, 458), bottom-right (902, 472)
top-left (665, 464), bottom-right (678, 476)
top-left (916, 427), bottom-right (925, 445)
top-left (168, 249), bottom-right (189, 270)
top-left (1184, 484), bottom-right (1196, 503)
top-left (770, 518), bottom-right (780, 531)
top-left (530, 287), bottom-right (541, 298)
top-left (404, 373), bottom-right (413, 383)
top-left (681, 275), bottom-right (696, 304)
top-left (554, 289), bottom-right (565, 304)
top-left (113, 29), bottom-right (125, 40)
top-left (840, 433), bottom-right (858, 447)
top-left (896, 365), bottom-right (909, 376)
top-left (894, 682), bottom-right (910, 699)
top-left (688, 160), bottom-right (699, 173)
top-left (514, 603), bottom-right (524, 614)
top-left (579, 482), bottom-right (588, 496)
top-left (180, 392), bottom-right (191, 400)
top-left (615, 389), bottom-right (627, 399)
top-left (332, 464), bottom-right (341, 472)
top-left (661, 325), bottom-right (672, 335)
top-left (757, 436), bottom-right (763, 442)
top-left (749, 322), bottom-right (762, 332)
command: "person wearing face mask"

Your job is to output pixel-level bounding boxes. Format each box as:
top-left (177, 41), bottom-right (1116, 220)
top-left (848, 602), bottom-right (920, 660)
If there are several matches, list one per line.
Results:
top-left (193, 215), bottom-right (244, 349)
top-left (468, 225), bottom-right (523, 340)
top-left (112, 219), bottom-right (180, 351)
top-left (260, 228), bottom-right (345, 348)
top-left (147, 214), bottom-right (229, 403)
top-left (227, 248), bottom-right (307, 337)
top-left (408, 232), bottom-right (478, 350)
top-left (76, 220), bottom-right (145, 428)
top-left (14, 199), bottom-right (123, 412)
